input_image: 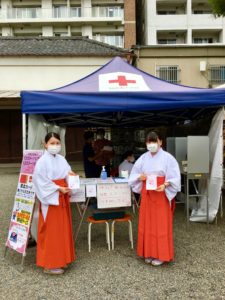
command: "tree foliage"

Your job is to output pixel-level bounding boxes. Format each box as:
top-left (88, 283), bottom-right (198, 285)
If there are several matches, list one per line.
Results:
top-left (208, 0), bottom-right (225, 16)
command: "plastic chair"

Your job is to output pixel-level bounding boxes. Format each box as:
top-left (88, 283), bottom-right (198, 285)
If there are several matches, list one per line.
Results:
top-left (87, 216), bottom-right (111, 252)
top-left (111, 214), bottom-right (133, 250)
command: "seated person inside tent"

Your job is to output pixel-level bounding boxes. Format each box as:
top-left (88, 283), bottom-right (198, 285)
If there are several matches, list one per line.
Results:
top-left (118, 150), bottom-right (135, 178)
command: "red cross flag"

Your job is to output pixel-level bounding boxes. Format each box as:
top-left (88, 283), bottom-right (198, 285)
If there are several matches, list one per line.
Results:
top-left (99, 72), bottom-right (150, 91)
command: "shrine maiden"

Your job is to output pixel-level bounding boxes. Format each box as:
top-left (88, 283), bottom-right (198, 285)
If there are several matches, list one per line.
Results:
top-left (128, 131), bottom-right (181, 266)
top-left (33, 132), bottom-right (76, 275)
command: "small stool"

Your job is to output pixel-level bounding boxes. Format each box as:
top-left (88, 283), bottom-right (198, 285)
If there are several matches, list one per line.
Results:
top-left (111, 214), bottom-right (133, 250)
top-left (87, 216), bottom-right (111, 252)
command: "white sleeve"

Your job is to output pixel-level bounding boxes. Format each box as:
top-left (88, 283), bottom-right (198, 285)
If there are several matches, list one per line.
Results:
top-left (33, 164), bottom-right (60, 206)
top-left (128, 157), bottom-right (143, 194)
top-left (165, 155), bottom-right (181, 201)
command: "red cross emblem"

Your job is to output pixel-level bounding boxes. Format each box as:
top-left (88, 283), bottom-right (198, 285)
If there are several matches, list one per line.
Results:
top-left (109, 75), bottom-right (136, 86)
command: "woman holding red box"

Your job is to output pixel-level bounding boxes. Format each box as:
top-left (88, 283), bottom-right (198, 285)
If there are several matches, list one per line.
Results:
top-left (129, 131), bottom-right (181, 266)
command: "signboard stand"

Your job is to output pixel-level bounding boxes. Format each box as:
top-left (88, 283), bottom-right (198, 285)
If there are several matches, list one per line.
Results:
top-left (4, 150), bottom-right (43, 271)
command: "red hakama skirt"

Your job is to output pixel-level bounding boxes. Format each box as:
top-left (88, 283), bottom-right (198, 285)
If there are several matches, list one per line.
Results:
top-left (137, 177), bottom-right (174, 262)
top-left (36, 179), bottom-right (76, 269)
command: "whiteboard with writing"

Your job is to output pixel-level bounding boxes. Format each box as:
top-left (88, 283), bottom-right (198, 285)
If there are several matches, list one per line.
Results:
top-left (97, 183), bottom-right (131, 209)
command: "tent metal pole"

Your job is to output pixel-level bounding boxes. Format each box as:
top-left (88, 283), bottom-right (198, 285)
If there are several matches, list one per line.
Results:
top-left (22, 113), bottom-right (27, 151)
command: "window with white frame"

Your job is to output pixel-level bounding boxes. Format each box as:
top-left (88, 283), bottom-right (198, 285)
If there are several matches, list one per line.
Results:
top-left (92, 6), bottom-right (123, 18)
top-left (53, 6), bottom-right (68, 18)
top-left (94, 34), bottom-right (124, 47)
top-left (8, 7), bottom-right (41, 18)
top-left (158, 39), bottom-right (176, 44)
top-left (158, 11), bottom-right (176, 15)
top-left (70, 7), bottom-right (81, 17)
top-left (193, 38), bottom-right (213, 44)
top-left (193, 10), bottom-right (212, 14)
top-left (156, 66), bottom-right (180, 84)
top-left (209, 65), bottom-right (225, 84)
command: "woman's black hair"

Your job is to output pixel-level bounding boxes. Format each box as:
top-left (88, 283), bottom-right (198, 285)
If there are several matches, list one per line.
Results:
top-left (45, 132), bottom-right (61, 143)
top-left (122, 150), bottom-right (133, 160)
top-left (146, 131), bottom-right (162, 142)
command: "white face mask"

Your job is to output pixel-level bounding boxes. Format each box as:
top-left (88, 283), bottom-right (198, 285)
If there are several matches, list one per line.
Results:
top-left (146, 143), bottom-right (158, 153)
top-left (47, 144), bottom-right (61, 155)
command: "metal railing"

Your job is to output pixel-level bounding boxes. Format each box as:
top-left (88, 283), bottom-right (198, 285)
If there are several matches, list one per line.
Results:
top-left (156, 65), bottom-right (181, 84)
top-left (7, 7), bottom-right (41, 19)
top-left (93, 34), bottom-right (124, 47)
top-left (209, 65), bottom-right (225, 84)
top-left (3, 6), bottom-right (123, 19)
top-left (92, 6), bottom-right (123, 18)
top-left (53, 7), bottom-right (81, 18)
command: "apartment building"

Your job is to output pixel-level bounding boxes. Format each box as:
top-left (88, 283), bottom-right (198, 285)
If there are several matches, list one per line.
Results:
top-left (135, 1), bottom-right (225, 88)
top-left (0, 0), bottom-right (136, 48)
top-left (137, 0), bottom-right (225, 45)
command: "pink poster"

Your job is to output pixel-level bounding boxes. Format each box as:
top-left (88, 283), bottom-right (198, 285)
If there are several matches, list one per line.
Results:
top-left (6, 222), bottom-right (29, 254)
top-left (20, 150), bottom-right (43, 175)
top-left (6, 150), bottom-right (43, 254)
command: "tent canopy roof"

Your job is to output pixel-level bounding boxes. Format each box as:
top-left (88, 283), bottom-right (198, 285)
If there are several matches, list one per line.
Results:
top-left (21, 56), bottom-right (225, 127)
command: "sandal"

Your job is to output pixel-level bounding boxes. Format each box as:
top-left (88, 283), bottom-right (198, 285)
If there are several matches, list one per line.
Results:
top-left (43, 268), bottom-right (64, 275)
top-left (151, 259), bottom-right (164, 266)
top-left (144, 258), bottom-right (153, 264)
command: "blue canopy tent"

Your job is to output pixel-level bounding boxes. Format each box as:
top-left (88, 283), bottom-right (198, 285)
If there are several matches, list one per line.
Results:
top-left (21, 56), bottom-right (225, 130)
top-left (20, 57), bottom-right (225, 223)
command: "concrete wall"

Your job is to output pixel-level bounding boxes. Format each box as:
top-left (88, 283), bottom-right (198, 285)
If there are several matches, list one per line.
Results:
top-left (134, 45), bottom-right (225, 88)
top-left (0, 56), bottom-right (112, 90)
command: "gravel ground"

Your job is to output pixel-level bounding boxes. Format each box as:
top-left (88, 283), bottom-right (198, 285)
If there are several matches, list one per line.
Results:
top-left (1, 173), bottom-right (225, 300)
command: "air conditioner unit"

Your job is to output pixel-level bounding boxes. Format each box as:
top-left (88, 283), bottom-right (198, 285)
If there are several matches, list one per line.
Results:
top-left (200, 61), bottom-right (207, 72)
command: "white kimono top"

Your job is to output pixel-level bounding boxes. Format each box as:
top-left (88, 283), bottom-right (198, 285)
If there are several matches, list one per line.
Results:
top-left (32, 150), bottom-right (71, 219)
top-left (128, 148), bottom-right (181, 201)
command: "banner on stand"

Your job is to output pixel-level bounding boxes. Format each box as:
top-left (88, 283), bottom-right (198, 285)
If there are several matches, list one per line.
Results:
top-left (5, 150), bottom-right (43, 254)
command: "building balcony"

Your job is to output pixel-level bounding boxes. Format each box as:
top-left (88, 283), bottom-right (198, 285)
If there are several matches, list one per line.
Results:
top-left (92, 6), bottom-right (123, 18)
top-left (157, 0), bottom-right (186, 15)
top-left (157, 30), bottom-right (187, 44)
top-left (0, 6), bottom-right (124, 25)
top-left (189, 14), bottom-right (223, 28)
top-left (53, 7), bottom-right (82, 18)
top-left (93, 34), bottom-right (124, 48)
top-left (192, 29), bottom-right (221, 43)
top-left (155, 15), bottom-right (187, 29)
top-left (7, 8), bottom-right (42, 19)
top-left (154, 14), bottom-right (223, 30)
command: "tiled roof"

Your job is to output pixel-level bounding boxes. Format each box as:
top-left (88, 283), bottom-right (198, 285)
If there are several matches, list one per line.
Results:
top-left (0, 36), bottom-right (129, 56)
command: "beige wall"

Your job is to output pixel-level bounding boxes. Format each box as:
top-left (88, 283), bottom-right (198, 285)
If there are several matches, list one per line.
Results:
top-left (0, 56), bottom-right (113, 90)
top-left (134, 46), bottom-right (225, 88)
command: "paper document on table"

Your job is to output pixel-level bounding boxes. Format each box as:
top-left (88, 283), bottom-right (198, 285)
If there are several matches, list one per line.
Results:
top-left (80, 178), bottom-right (97, 185)
top-left (86, 184), bottom-right (97, 197)
top-left (121, 170), bottom-right (129, 178)
top-left (70, 185), bottom-right (85, 202)
top-left (97, 183), bottom-right (131, 208)
top-left (146, 175), bottom-right (157, 190)
top-left (114, 178), bottom-right (129, 183)
top-left (68, 175), bottom-right (80, 189)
